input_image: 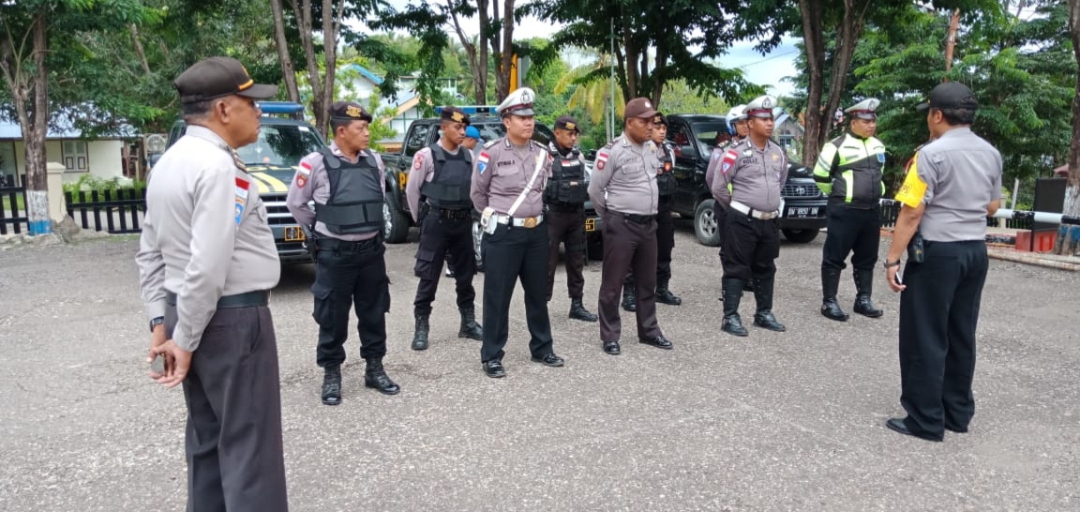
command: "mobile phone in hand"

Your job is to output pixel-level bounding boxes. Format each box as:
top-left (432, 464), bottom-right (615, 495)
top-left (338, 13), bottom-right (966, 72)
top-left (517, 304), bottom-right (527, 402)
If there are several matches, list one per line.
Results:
top-left (151, 354), bottom-right (166, 374)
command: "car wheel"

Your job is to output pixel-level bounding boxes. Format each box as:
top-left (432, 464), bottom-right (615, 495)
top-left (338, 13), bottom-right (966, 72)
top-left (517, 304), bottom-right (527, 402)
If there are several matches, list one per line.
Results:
top-left (782, 228), bottom-right (819, 244)
top-left (694, 199), bottom-right (721, 247)
top-left (383, 198), bottom-right (409, 244)
top-left (472, 220), bottom-right (485, 273)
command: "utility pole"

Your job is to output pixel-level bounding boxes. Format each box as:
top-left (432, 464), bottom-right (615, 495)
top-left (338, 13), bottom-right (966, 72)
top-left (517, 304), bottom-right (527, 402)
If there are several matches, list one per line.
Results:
top-left (609, 18), bottom-right (616, 142)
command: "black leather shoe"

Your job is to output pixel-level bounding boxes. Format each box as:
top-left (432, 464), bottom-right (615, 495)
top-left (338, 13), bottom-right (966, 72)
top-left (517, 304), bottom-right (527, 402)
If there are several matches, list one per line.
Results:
top-left (457, 305), bottom-right (483, 340)
top-left (944, 422), bottom-right (969, 433)
top-left (364, 360), bottom-right (400, 395)
top-left (411, 314), bottom-right (430, 351)
top-left (602, 340), bottom-right (621, 355)
top-left (656, 287), bottom-right (682, 306)
top-left (531, 353), bottom-right (565, 367)
top-left (621, 291), bottom-right (637, 312)
top-left (853, 296), bottom-right (884, 318)
top-left (722, 315), bottom-right (748, 337)
top-left (821, 299), bottom-right (849, 322)
top-left (886, 417), bottom-right (943, 442)
top-left (321, 365), bottom-right (342, 406)
top-left (569, 298), bottom-right (599, 322)
top-left (483, 359), bottom-right (506, 378)
top-left (753, 311), bottom-right (786, 332)
top-left (639, 335), bottom-right (674, 350)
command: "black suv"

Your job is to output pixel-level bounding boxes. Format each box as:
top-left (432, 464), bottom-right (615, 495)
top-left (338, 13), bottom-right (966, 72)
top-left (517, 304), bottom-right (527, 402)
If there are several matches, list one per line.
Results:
top-left (664, 114), bottom-right (828, 245)
top-left (380, 109), bottom-right (604, 267)
top-left (157, 102), bottom-right (326, 262)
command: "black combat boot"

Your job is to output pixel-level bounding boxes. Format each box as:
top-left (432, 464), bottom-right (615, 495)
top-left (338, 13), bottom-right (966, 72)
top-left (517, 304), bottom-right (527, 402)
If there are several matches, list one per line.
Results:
top-left (321, 365), bottom-right (342, 406)
top-left (820, 268), bottom-right (849, 321)
top-left (364, 358), bottom-right (400, 395)
top-left (656, 275), bottom-right (683, 306)
top-left (458, 304), bottom-right (483, 340)
top-left (752, 275), bottom-right (786, 332)
top-left (721, 278), bottom-right (748, 337)
top-left (853, 269), bottom-right (884, 318)
top-left (411, 314), bottom-right (430, 351)
top-left (621, 286), bottom-right (637, 312)
top-left (569, 298), bottom-right (598, 322)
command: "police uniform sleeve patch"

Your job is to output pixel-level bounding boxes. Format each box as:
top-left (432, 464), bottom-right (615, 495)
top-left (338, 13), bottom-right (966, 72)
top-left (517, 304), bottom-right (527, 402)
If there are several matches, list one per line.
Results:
top-left (294, 160), bottom-right (313, 188)
top-left (234, 177), bottom-right (250, 225)
top-left (720, 151), bottom-right (737, 175)
top-left (595, 150), bottom-right (609, 171)
top-left (414, 153), bottom-right (424, 170)
top-left (477, 151), bottom-right (490, 174)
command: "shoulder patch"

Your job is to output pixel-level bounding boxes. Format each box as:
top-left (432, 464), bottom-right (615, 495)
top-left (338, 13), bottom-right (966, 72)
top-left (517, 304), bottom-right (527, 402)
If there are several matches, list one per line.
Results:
top-left (477, 151), bottom-right (490, 175)
top-left (413, 153), bottom-right (424, 170)
top-left (595, 150), bottom-right (610, 171)
top-left (720, 150), bottom-right (738, 175)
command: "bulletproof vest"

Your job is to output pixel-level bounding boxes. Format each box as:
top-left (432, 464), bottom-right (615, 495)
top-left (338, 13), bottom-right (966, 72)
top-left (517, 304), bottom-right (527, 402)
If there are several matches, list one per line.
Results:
top-left (656, 144), bottom-right (676, 196)
top-left (544, 145), bottom-right (588, 204)
top-left (420, 143), bottom-right (473, 209)
top-left (313, 148), bottom-right (384, 235)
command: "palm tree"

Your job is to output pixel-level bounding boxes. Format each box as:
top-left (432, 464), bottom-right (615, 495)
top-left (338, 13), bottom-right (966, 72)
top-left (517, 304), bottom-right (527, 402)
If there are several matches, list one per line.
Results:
top-left (554, 52), bottom-right (624, 137)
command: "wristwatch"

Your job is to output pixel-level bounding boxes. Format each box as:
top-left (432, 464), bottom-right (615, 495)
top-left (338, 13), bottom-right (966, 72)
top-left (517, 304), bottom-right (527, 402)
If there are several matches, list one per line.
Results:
top-left (883, 260), bottom-right (901, 269)
top-left (149, 316), bottom-right (165, 332)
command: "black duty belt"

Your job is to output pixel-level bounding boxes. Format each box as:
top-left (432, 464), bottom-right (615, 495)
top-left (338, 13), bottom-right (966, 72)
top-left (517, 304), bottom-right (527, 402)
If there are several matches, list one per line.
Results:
top-left (619, 212), bottom-right (657, 224)
top-left (317, 235), bottom-right (381, 251)
top-left (548, 202), bottom-right (584, 213)
top-left (436, 208), bottom-right (472, 220)
top-left (165, 290), bottom-right (269, 308)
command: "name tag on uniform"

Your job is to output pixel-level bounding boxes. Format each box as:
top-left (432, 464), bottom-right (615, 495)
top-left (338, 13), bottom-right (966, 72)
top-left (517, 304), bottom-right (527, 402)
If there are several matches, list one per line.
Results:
top-left (235, 177), bottom-right (250, 225)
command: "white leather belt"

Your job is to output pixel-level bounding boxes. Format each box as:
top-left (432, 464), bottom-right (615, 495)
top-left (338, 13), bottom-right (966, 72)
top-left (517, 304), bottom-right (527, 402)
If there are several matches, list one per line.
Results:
top-left (730, 200), bottom-right (779, 220)
top-left (494, 213), bottom-right (544, 228)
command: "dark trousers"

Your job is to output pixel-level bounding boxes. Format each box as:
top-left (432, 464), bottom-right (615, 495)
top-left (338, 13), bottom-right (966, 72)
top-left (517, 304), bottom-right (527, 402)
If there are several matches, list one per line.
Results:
top-left (713, 200), bottom-right (727, 256)
top-left (413, 212), bottom-right (476, 316)
top-left (822, 205), bottom-right (881, 271)
top-left (312, 237), bottom-right (390, 367)
top-left (480, 223), bottom-right (554, 362)
top-left (624, 202), bottom-right (675, 288)
top-left (898, 240), bottom-right (989, 440)
top-left (599, 212), bottom-right (662, 342)
top-left (165, 305), bottom-right (288, 512)
top-left (546, 207), bottom-right (587, 300)
top-left (720, 209), bottom-right (779, 282)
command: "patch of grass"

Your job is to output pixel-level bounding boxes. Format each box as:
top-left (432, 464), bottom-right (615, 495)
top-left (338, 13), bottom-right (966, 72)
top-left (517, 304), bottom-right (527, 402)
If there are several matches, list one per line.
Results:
top-left (1, 193), bottom-right (25, 213)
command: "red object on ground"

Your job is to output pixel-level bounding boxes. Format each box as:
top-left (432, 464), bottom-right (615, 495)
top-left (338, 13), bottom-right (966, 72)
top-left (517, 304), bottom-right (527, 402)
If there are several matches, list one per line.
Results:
top-left (1015, 230), bottom-right (1056, 253)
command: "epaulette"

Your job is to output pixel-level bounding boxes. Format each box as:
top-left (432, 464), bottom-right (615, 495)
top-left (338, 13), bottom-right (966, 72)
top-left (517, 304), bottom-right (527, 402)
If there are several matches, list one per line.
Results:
top-left (483, 139), bottom-right (499, 149)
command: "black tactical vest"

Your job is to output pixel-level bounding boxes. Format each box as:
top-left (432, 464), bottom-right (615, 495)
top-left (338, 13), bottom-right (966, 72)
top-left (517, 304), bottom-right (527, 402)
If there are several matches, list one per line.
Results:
top-left (543, 144), bottom-right (588, 205)
top-left (657, 144), bottom-right (676, 196)
top-left (313, 147), bottom-right (384, 235)
top-left (420, 143), bottom-right (473, 210)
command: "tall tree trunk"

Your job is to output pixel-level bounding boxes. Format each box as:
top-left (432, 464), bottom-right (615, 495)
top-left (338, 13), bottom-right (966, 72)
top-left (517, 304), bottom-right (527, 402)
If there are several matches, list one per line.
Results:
top-left (495, 0), bottom-right (515, 100)
top-left (25, 16), bottom-right (50, 234)
top-left (320, 0), bottom-right (343, 134)
top-left (448, 0), bottom-right (484, 104)
top-left (270, 0), bottom-right (301, 103)
top-left (1056, 0), bottom-right (1080, 254)
top-left (798, 0), bottom-right (825, 168)
top-left (129, 24), bottom-right (151, 75)
top-left (488, 0), bottom-right (502, 100)
top-left (620, 15), bottom-right (637, 102)
top-left (289, 0), bottom-right (326, 137)
top-left (477, 0), bottom-right (490, 104)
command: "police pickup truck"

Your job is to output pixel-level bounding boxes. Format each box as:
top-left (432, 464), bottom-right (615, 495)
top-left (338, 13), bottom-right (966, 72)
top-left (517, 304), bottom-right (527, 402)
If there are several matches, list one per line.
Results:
top-left (663, 114), bottom-right (828, 246)
top-left (158, 102), bottom-right (325, 263)
top-left (380, 106), bottom-right (604, 267)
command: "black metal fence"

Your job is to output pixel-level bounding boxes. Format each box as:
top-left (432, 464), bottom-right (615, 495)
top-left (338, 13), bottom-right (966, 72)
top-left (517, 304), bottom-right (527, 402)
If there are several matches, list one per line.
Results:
top-left (64, 188), bottom-right (146, 234)
top-left (0, 184), bottom-right (28, 235)
top-left (877, 199), bottom-right (1033, 230)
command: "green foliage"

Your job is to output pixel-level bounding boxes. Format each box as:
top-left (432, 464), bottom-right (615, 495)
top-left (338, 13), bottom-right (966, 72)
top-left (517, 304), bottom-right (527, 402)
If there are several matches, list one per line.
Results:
top-left (62, 174), bottom-right (146, 199)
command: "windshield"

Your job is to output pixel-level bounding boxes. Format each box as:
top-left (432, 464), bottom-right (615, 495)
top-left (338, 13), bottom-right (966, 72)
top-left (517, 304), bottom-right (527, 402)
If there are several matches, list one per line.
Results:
top-left (690, 121), bottom-right (729, 155)
top-left (236, 124), bottom-right (324, 166)
top-left (472, 121), bottom-right (555, 146)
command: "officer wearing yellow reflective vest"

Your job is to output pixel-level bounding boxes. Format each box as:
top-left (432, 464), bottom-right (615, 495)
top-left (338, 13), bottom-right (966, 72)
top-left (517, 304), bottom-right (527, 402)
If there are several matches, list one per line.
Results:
top-left (286, 101), bottom-right (400, 405)
top-left (813, 98), bottom-right (886, 321)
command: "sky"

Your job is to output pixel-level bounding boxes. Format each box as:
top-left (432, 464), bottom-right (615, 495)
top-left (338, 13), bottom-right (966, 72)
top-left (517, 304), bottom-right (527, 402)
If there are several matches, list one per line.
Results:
top-left (363, 1), bottom-right (800, 98)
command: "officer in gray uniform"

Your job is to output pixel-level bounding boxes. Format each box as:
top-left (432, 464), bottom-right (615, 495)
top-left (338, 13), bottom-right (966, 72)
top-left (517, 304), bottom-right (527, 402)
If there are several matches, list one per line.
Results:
top-left (621, 113), bottom-right (682, 311)
top-left (711, 95), bottom-right (789, 337)
top-left (287, 101), bottom-right (399, 405)
top-left (470, 87), bottom-right (565, 378)
top-left (137, 57), bottom-right (288, 512)
top-left (406, 106), bottom-right (483, 351)
top-left (589, 97), bottom-right (675, 356)
top-left (882, 82), bottom-right (1002, 442)
top-left (544, 115), bottom-right (598, 322)
top-left (705, 105), bottom-right (752, 301)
